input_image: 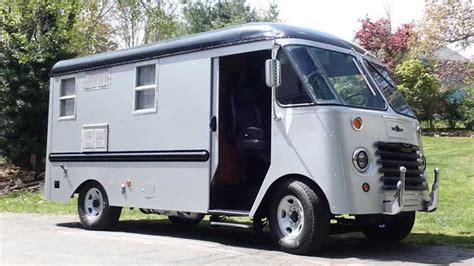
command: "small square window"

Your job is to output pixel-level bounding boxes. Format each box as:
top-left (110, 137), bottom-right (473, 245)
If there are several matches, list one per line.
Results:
top-left (136, 65), bottom-right (156, 87)
top-left (134, 64), bottom-right (157, 112)
top-left (60, 78), bottom-right (75, 96)
top-left (135, 89), bottom-right (155, 110)
top-left (60, 98), bottom-right (75, 117)
top-left (59, 78), bottom-right (76, 119)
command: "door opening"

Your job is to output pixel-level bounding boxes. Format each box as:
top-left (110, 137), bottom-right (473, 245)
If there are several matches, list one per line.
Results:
top-left (211, 50), bottom-right (272, 211)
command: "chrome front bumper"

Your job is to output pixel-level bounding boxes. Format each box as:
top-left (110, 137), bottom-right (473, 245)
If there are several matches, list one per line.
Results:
top-left (384, 167), bottom-right (440, 215)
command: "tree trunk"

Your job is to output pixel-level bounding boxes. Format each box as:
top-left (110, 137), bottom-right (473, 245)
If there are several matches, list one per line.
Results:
top-left (429, 118), bottom-right (435, 130)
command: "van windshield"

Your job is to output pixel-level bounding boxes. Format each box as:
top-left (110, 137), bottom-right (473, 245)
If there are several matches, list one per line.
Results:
top-left (363, 60), bottom-right (416, 117)
top-left (284, 45), bottom-right (386, 110)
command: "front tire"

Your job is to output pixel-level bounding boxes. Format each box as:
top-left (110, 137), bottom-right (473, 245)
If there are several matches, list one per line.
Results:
top-left (269, 179), bottom-right (330, 254)
top-left (362, 212), bottom-right (415, 242)
top-left (78, 182), bottom-right (122, 230)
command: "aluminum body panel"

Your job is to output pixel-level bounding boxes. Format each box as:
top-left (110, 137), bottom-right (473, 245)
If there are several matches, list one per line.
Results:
top-left (47, 56), bottom-right (212, 212)
top-left (250, 105), bottom-right (423, 216)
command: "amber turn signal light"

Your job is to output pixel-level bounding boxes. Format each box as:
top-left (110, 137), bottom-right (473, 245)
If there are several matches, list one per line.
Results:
top-left (352, 117), bottom-right (363, 131)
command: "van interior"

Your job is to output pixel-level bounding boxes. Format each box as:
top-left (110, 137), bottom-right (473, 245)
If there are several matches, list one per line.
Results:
top-left (210, 50), bottom-right (272, 211)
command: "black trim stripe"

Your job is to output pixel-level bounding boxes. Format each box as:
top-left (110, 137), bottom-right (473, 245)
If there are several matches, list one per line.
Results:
top-left (49, 150), bottom-right (210, 162)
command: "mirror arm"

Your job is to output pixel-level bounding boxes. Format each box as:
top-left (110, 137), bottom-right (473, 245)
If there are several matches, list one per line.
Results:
top-left (272, 86), bottom-right (281, 121)
top-left (271, 40), bottom-right (281, 120)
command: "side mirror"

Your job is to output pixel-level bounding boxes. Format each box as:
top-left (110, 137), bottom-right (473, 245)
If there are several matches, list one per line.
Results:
top-left (265, 59), bottom-right (281, 88)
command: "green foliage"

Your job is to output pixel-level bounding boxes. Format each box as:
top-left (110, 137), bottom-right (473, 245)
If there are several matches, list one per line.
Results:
top-left (458, 89), bottom-right (474, 130)
top-left (142, 1), bottom-right (180, 43)
top-left (73, 1), bottom-right (118, 55)
top-left (0, 0), bottom-right (81, 171)
top-left (440, 87), bottom-right (474, 129)
top-left (181, 0), bottom-right (280, 35)
top-left (410, 0), bottom-right (473, 129)
top-left (395, 59), bottom-right (442, 129)
top-left (112, 0), bottom-right (179, 47)
top-left (329, 75), bottom-right (368, 106)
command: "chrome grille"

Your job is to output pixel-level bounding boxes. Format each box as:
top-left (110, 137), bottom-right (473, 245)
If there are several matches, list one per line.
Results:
top-left (375, 142), bottom-right (427, 190)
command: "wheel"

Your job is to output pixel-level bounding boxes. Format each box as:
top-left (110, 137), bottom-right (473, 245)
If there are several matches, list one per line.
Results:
top-left (78, 182), bottom-right (122, 230)
top-left (268, 179), bottom-right (330, 254)
top-left (168, 212), bottom-right (204, 225)
top-left (362, 212), bottom-right (415, 242)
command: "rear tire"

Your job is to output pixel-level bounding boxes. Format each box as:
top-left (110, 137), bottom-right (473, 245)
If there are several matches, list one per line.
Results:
top-left (268, 179), bottom-right (330, 254)
top-left (168, 212), bottom-right (204, 225)
top-left (78, 182), bottom-right (122, 230)
top-left (362, 212), bottom-right (415, 242)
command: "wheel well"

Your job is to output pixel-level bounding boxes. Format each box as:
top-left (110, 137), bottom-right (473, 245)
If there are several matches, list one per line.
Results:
top-left (73, 179), bottom-right (102, 196)
top-left (254, 174), bottom-right (331, 218)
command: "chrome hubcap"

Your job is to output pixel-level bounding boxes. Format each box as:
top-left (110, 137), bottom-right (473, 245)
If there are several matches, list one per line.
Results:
top-left (277, 195), bottom-right (304, 238)
top-left (84, 188), bottom-right (104, 218)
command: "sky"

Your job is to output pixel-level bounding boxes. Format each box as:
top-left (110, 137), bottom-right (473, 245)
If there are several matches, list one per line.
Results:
top-left (248, 0), bottom-right (473, 58)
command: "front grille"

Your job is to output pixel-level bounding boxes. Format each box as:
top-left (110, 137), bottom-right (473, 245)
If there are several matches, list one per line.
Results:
top-left (375, 142), bottom-right (427, 190)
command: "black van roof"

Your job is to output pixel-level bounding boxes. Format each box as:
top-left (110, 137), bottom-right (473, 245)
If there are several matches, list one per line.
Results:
top-left (51, 23), bottom-right (365, 76)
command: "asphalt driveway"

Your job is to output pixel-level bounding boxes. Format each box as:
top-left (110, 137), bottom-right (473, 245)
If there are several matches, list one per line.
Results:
top-left (1, 213), bottom-right (473, 265)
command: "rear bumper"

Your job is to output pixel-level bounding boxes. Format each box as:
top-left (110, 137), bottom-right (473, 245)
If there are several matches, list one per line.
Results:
top-left (383, 167), bottom-right (440, 215)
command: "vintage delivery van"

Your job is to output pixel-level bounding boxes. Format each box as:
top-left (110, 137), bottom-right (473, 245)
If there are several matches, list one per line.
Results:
top-left (46, 23), bottom-right (439, 254)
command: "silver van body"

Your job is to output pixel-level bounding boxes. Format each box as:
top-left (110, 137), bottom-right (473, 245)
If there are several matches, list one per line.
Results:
top-left (46, 23), bottom-right (438, 253)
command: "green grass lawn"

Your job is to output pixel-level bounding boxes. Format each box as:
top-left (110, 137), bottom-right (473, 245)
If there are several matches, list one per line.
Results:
top-left (0, 136), bottom-right (472, 248)
top-left (407, 136), bottom-right (474, 248)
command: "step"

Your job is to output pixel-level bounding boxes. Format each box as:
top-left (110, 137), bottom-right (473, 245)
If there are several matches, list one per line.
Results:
top-left (210, 221), bottom-right (253, 230)
top-left (208, 209), bottom-right (250, 216)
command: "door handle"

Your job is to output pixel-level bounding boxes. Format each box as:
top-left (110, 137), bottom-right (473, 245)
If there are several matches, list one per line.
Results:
top-left (210, 116), bottom-right (217, 132)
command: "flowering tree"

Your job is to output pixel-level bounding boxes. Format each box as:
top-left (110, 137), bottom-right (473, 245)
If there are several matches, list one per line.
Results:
top-left (354, 17), bottom-right (416, 72)
top-left (417, 0), bottom-right (473, 53)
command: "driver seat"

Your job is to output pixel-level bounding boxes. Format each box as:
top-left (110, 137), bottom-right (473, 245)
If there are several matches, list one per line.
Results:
top-left (229, 73), bottom-right (269, 154)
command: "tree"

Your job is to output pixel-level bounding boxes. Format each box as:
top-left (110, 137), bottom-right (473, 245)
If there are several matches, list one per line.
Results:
top-left (436, 60), bottom-right (474, 129)
top-left (111, 0), bottom-right (180, 48)
top-left (73, 0), bottom-right (118, 55)
top-left (395, 59), bottom-right (443, 129)
top-left (354, 17), bottom-right (416, 72)
top-left (260, 1), bottom-right (279, 22)
top-left (413, 0), bottom-right (474, 129)
top-left (0, 0), bottom-right (115, 173)
top-left (417, 0), bottom-right (473, 54)
top-left (440, 87), bottom-right (474, 129)
top-left (142, 0), bottom-right (180, 44)
top-left (181, 0), bottom-right (280, 35)
top-left (458, 87), bottom-right (474, 129)
top-left (0, 1), bottom-right (79, 172)
top-left (112, 0), bottom-right (146, 48)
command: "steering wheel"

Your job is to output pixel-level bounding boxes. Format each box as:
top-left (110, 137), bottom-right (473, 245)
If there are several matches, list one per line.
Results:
top-left (306, 71), bottom-right (321, 86)
top-left (344, 93), bottom-right (367, 106)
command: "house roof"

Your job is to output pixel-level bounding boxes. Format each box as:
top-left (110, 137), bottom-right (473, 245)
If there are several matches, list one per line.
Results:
top-left (433, 46), bottom-right (472, 62)
top-left (51, 23), bottom-right (366, 76)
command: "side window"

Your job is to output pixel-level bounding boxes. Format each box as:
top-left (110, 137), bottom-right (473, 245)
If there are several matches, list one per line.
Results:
top-left (134, 64), bottom-right (156, 112)
top-left (276, 51), bottom-right (313, 105)
top-left (59, 77), bottom-right (76, 119)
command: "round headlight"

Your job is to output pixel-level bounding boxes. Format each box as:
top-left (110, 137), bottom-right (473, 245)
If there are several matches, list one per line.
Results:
top-left (353, 148), bottom-right (369, 172)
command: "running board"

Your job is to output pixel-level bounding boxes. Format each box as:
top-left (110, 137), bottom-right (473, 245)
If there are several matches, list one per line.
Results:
top-left (208, 209), bottom-right (250, 216)
top-left (210, 221), bottom-right (253, 230)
